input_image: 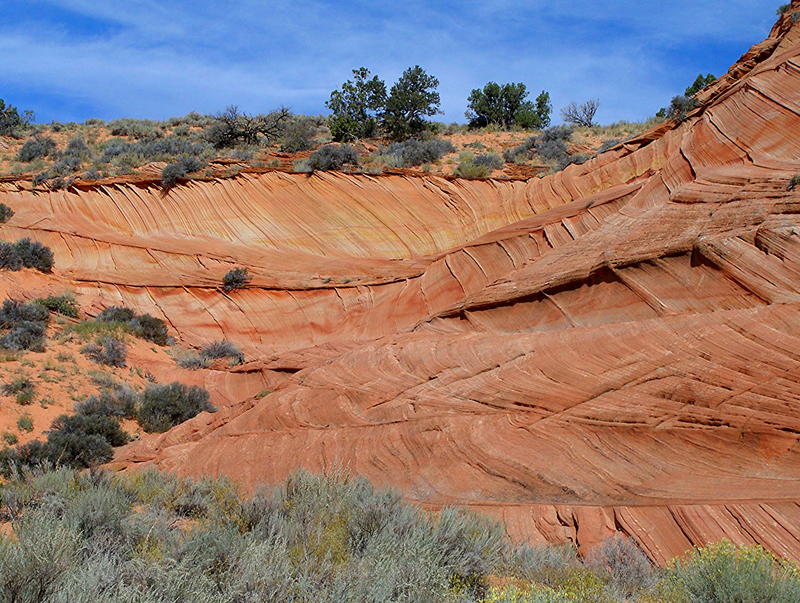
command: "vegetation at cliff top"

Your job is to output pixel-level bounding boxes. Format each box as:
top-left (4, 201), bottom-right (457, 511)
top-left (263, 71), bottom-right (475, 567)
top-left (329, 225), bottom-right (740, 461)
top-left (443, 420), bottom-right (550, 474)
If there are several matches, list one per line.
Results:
top-left (2, 60), bottom-right (688, 186)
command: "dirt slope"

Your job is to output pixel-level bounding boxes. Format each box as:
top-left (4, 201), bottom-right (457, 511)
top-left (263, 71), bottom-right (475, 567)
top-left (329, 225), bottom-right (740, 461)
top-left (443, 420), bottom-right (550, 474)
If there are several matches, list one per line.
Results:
top-left (3, 2), bottom-right (800, 565)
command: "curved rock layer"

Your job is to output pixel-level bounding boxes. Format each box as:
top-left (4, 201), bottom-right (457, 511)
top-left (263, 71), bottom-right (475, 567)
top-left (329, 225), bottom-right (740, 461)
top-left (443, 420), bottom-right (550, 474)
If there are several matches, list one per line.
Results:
top-left (4, 4), bottom-right (800, 564)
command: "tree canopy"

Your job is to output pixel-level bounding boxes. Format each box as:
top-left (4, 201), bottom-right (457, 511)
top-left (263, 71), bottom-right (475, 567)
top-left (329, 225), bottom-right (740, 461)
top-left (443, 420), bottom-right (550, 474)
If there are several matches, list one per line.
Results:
top-left (465, 83), bottom-right (551, 129)
top-left (326, 67), bottom-right (387, 142)
top-left (381, 66), bottom-right (441, 140)
top-left (685, 73), bottom-right (716, 97)
top-left (0, 99), bottom-right (33, 137)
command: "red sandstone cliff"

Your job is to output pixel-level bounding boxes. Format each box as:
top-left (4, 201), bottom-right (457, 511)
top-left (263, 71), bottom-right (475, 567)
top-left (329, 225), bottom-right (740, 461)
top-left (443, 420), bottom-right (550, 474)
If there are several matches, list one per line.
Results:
top-left (2, 2), bottom-right (800, 565)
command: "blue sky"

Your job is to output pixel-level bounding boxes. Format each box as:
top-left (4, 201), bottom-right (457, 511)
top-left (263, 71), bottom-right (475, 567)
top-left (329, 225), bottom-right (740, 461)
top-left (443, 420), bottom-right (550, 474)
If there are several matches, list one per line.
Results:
top-left (0, 0), bottom-right (781, 124)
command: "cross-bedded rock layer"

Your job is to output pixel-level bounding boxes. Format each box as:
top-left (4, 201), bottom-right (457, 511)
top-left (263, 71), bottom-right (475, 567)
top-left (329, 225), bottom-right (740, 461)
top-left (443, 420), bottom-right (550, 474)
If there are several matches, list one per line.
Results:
top-left (3, 3), bottom-right (800, 564)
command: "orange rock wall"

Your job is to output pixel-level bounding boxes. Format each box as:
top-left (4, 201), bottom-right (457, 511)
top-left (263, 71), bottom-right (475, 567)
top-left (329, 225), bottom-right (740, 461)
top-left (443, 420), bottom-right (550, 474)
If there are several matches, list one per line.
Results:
top-left (4, 2), bottom-right (800, 565)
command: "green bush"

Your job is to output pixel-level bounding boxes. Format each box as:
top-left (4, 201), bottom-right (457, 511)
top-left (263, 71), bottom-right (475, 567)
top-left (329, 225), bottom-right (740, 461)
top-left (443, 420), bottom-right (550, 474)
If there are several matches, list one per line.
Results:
top-left (108, 118), bottom-right (163, 139)
top-left (0, 98), bottom-right (33, 137)
top-left (40, 410), bottom-right (130, 468)
top-left (200, 340), bottom-right (243, 364)
top-left (666, 95), bottom-right (698, 121)
top-left (307, 144), bottom-right (358, 171)
top-left (34, 294), bottom-right (79, 318)
top-left (0, 204), bottom-right (13, 224)
top-left (137, 382), bottom-right (215, 432)
top-left (4, 377), bottom-right (35, 405)
top-left (4, 377), bottom-right (31, 394)
top-left (14, 238), bottom-right (55, 272)
top-left (95, 306), bottom-right (169, 345)
top-left (222, 267), bottom-right (251, 292)
top-left (455, 160), bottom-right (491, 179)
top-left (280, 117), bottom-right (318, 152)
top-left (16, 414), bottom-right (33, 432)
top-left (74, 387), bottom-right (138, 419)
top-left (0, 241), bottom-right (22, 272)
top-left (161, 156), bottom-right (205, 189)
top-left (174, 349), bottom-right (211, 370)
top-left (0, 239), bottom-right (55, 273)
top-left (381, 138), bottom-right (454, 167)
top-left (466, 83), bottom-right (551, 129)
top-left (788, 174), bottom-right (800, 191)
top-left (0, 321), bottom-right (47, 352)
top-left (669, 540), bottom-right (800, 601)
top-left (99, 134), bottom-right (211, 170)
top-left (15, 389), bottom-right (34, 406)
top-left (0, 385), bottom-right (138, 472)
top-left (0, 300), bottom-right (49, 330)
top-left (685, 73), bottom-right (716, 97)
top-left (598, 138), bottom-right (623, 154)
top-left (326, 67), bottom-right (387, 141)
top-left (97, 306), bottom-right (135, 323)
top-left (382, 65), bottom-right (441, 140)
top-left (504, 126), bottom-right (573, 164)
top-left (559, 153), bottom-right (590, 171)
top-left (17, 136), bottom-right (57, 162)
top-left (81, 336), bottom-right (127, 367)
top-left (504, 136), bottom-right (537, 163)
top-left (52, 412), bottom-right (129, 448)
top-left (0, 466), bottom-right (795, 601)
top-left (64, 135), bottom-right (90, 159)
top-left (473, 153), bottom-right (503, 170)
top-left (130, 313), bottom-right (169, 345)
top-left (0, 468), bottom-right (568, 601)
top-left (0, 299), bottom-right (50, 351)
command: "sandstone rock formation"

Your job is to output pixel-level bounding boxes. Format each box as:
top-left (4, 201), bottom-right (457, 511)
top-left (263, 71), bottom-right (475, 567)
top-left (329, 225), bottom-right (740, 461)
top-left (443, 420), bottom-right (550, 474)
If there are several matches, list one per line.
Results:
top-left (3, 3), bottom-right (800, 565)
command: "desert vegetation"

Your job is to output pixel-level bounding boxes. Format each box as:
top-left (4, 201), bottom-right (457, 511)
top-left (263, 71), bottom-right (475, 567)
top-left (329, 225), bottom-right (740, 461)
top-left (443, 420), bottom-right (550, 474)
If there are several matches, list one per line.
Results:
top-left (3, 52), bottom-right (721, 186)
top-left (222, 267), bottom-right (252, 292)
top-left (0, 378), bottom-right (214, 473)
top-left (654, 72), bottom-right (717, 120)
top-left (454, 152), bottom-right (505, 179)
top-left (0, 238), bottom-right (54, 273)
top-left (466, 83), bottom-right (552, 130)
top-left (502, 125), bottom-right (589, 171)
top-left (33, 293), bottom-right (79, 318)
top-left (0, 291), bottom-right (222, 470)
top-left (326, 65), bottom-right (442, 141)
top-left (161, 156), bottom-right (205, 189)
top-left (0, 99), bottom-right (34, 137)
top-left (174, 339), bottom-right (243, 370)
top-left (81, 335), bottom-right (127, 367)
top-left (300, 144), bottom-right (359, 172)
top-left (94, 305), bottom-right (169, 346)
top-left (0, 299), bottom-right (50, 352)
top-left (0, 467), bottom-right (796, 601)
top-left (561, 99), bottom-right (601, 128)
top-left (370, 138), bottom-right (455, 168)
top-left (1, 80), bottom-right (663, 183)
top-left (0, 44), bottom-right (732, 192)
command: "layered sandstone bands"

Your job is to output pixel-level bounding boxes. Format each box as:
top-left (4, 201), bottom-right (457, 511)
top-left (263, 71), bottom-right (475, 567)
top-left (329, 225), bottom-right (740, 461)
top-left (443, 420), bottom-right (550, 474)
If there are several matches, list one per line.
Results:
top-left (2, 3), bottom-right (800, 565)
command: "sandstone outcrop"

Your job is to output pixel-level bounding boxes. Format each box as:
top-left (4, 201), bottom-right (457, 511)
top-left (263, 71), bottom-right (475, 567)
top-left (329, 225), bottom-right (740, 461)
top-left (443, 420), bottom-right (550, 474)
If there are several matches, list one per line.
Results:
top-left (3, 3), bottom-right (800, 564)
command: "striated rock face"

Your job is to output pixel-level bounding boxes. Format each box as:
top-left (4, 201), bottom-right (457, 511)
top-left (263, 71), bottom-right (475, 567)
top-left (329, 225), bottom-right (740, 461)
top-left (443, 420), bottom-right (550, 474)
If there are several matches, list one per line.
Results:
top-left (4, 4), bottom-right (800, 565)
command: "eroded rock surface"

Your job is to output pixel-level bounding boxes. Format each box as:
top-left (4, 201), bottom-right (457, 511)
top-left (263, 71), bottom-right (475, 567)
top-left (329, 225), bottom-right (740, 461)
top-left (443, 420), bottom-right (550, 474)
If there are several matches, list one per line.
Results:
top-left (3, 4), bottom-right (800, 565)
